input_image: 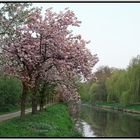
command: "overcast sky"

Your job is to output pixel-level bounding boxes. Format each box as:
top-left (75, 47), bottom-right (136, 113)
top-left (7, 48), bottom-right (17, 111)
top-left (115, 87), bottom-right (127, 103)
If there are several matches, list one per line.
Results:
top-left (33, 3), bottom-right (140, 71)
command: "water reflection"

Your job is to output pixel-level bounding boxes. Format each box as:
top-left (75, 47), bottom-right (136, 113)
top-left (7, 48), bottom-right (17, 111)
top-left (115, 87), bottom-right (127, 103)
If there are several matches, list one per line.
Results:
top-left (76, 104), bottom-right (140, 137)
top-left (76, 120), bottom-right (95, 137)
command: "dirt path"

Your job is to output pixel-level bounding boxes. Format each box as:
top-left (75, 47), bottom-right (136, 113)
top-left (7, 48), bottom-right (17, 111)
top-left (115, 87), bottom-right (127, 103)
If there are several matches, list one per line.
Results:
top-left (0, 108), bottom-right (32, 122)
top-left (0, 103), bottom-right (55, 122)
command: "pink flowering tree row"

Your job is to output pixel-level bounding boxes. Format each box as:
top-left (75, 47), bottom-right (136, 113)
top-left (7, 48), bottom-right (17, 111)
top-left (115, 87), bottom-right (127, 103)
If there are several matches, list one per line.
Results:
top-left (1, 7), bottom-right (98, 117)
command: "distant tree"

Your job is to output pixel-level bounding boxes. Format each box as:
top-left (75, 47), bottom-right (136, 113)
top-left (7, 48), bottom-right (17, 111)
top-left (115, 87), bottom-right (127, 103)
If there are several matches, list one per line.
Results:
top-left (106, 55), bottom-right (140, 105)
top-left (106, 69), bottom-right (128, 103)
top-left (127, 55), bottom-right (140, 104)
top-left (92, 66), bottom-right (112, 102)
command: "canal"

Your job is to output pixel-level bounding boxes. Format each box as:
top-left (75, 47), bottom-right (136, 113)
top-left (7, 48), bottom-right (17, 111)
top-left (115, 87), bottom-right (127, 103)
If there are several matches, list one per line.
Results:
top-left (75, 104), bottom-right (140, 137)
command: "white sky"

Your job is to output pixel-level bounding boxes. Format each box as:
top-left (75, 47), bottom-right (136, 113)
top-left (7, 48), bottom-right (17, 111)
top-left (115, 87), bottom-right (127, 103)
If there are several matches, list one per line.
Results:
top-left (33, 3), bottom-right (140, 71)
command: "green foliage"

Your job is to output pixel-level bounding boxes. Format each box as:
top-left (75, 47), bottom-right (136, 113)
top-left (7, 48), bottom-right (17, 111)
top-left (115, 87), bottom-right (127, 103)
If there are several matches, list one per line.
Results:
top-left (38, 81), bottom-right (56, 105)
top-left (79, 55), bottom-right (140, 106)
top-left (89, 83), bottom-right (98, 104)
top-left (0, 75), bottom-right (22, 111)
top-left (79, 66), bottom-right (111, 104)
top-left (120, 91), bottom-right (131, 106)
top-left (103, 55), bottom-right (140, 106)
top-left (0, 104), bottom-right (81, 137)
top-left (106, 70), bottom-right (128, 103)
top-left (78, 82), bottom-right (92, 103)
top-left (46, 83), bottom-right (56, 103)
top-left (127, 55), bottom-right (140, 103)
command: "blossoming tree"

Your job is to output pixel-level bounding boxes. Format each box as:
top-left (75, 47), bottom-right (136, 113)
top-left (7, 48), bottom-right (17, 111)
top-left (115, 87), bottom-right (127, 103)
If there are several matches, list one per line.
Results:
top-left (1, 7), bottom-right (98, 117)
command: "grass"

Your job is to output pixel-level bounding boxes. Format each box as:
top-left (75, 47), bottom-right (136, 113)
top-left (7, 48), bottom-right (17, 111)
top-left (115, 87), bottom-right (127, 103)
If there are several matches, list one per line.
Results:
top-left (0, 103), bottom-right (81, 137)
top-left (96, 102), bottom-right (140, 111)
top-left (126, 105), bottom-right (140, 111)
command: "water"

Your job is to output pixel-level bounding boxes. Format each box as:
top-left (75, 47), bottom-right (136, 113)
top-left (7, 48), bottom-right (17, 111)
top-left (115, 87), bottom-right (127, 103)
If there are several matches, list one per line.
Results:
top-left (76, 119), bottom-right (96, 137)
top-left (74, 104), bottom-right (140, 137)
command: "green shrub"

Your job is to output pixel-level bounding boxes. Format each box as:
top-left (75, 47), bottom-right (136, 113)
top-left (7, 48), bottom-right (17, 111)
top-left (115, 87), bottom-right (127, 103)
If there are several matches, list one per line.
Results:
top-left (0, 75), bottom-right (22, 111)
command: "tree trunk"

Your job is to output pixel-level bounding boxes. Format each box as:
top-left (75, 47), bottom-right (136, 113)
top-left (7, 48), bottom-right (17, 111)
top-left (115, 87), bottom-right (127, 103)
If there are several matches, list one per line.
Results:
top-left (39, 92), bottom-right (46, 111)
top-left (39, 101), bottom-right (44, 111)
top-left (20, 82), bottom-right (27, 118)
top-left (39, 82), bottom-right (46, 111)
top-left (32, 91), bottom-right (38, 114)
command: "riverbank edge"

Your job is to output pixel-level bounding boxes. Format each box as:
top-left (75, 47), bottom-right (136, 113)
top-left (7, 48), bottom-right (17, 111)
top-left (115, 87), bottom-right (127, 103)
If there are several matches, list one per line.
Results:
top-left (0, 103), bottom-right (81, 137)
top-left (94, 104), bottom-right (140, 114)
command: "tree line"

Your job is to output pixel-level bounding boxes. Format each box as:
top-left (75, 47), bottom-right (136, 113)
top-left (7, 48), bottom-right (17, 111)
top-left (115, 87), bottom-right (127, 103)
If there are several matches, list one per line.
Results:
top-left (79, 55), bottom-right (140, 106)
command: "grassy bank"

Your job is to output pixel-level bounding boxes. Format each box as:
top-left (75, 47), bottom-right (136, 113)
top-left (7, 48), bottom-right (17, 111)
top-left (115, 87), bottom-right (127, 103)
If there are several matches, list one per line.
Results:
top-left (0, 104), bottom-right (81, 137)
top-left (95, 102), bottom-right (140, 114)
